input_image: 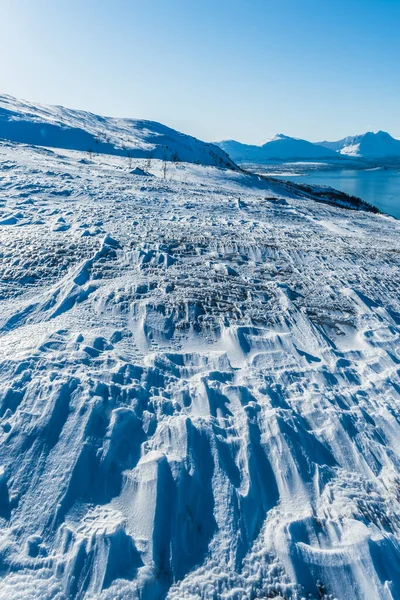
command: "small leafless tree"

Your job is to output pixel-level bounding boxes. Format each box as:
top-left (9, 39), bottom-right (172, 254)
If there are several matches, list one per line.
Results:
top-left (146, 151), bottom-right (154, 172)
top-left (126, 150), bottom-right (133, 169)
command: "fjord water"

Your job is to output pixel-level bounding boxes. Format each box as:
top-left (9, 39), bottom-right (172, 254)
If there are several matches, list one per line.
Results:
top-left (276, 169), bottom-right (400, 218)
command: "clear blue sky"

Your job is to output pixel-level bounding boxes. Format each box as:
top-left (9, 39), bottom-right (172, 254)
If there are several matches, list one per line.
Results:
top-left (1, 0), bottom-right (399, 144)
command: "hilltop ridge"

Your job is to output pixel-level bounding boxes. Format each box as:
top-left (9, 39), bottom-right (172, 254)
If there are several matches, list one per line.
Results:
top-left (0, 94), bottom-right (235, 168)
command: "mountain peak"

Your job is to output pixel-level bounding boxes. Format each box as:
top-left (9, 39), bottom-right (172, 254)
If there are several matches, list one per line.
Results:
top-left (216, 134), bottom-right (338, 162)
top-left (263, 133), bottom-right (293, 143)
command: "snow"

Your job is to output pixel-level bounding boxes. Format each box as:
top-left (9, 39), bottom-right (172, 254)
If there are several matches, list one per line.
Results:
top-left (0, 101), bottom-right (400, 600)
top-left (318, 131), bottom-right (400, 159)
top-left (0, 95), bottom-right (235, 169)
top-left (217, 132), bottom-right (400, 164)
top-left (216, 135), bottom-right (338, 163)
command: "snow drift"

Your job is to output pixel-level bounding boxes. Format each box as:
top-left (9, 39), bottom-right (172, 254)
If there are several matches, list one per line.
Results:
top-left (0, 118), bottom-right (399, 600)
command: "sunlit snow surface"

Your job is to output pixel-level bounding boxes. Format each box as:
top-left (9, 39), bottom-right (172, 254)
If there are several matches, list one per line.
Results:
top-left (0, 141), bottom-right (400, 600)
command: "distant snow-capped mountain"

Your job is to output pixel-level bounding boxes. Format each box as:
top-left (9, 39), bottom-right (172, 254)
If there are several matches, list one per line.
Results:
top-left (215, 134), bottom-right (339, 163)
top-left (318, 130), bottom-right (400, 158)
top-left (0, 94), bottom-right (235, 168)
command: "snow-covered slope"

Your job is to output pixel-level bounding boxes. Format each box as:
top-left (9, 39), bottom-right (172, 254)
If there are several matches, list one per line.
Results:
top-left (0, 95), bottom-right (235, 168)
top-left (216, 134), bottom-right (339, 163)
top-left (319, 130), bottom-right (400, 158)
top-left (0, 137), bottom-right (400, 600)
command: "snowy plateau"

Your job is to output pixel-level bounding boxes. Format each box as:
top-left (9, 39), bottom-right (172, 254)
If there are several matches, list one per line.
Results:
top-left (0, 97), bottom-right (400, 600)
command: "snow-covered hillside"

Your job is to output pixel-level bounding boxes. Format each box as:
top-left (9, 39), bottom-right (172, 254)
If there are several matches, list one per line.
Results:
top-left (319, 131), bottom-right (400, 159)
top-left (216, 134), bottom-right (340, 163)
top-left (0, 95), bottom-right (235, 168)
top-left (0, 136), bottom-right (400, 600)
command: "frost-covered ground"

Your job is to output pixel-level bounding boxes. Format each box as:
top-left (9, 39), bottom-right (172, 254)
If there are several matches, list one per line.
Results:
top-left (0, 140), bottom-right (400, 600)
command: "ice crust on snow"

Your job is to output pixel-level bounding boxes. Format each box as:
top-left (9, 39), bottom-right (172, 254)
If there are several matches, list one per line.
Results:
top-left (0, 118), bottom-right (399, 600)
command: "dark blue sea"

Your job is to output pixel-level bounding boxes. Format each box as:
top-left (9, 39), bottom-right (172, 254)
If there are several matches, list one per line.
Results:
top-left (274, 169), bottom-right (400, 218)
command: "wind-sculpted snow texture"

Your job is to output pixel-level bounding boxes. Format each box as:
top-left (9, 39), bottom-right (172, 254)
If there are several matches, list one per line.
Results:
top-left (0, 140), bottom-right (400, 600)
